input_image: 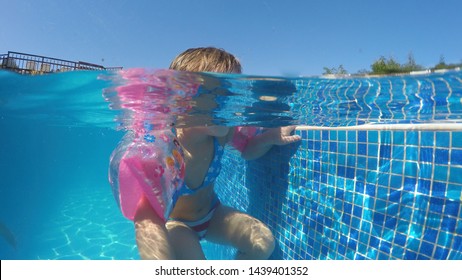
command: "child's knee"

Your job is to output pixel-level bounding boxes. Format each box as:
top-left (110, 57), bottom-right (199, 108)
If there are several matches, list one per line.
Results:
top-left (244, 220), bottom-right (275, 259)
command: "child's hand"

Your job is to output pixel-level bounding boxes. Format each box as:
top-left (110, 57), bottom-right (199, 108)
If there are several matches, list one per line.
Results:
top-left (263, 126), bottom-right (301, 146)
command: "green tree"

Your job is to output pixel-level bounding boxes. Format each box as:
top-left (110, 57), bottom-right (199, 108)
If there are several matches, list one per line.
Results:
top-left (371, 56), bottom-right (403, 74)
top-left (322, 65), bottom-right (349, 75)
top-left (322, 66), bottom-right (335, 75)
top-left (402, 52), bottom-right (423, 72)
top-left (371, 56), bottom-right (388, 74)
top-left (434, 54), bottom-right (447, 70)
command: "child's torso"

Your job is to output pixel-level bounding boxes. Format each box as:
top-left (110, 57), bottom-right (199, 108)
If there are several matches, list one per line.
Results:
top-left (169, 128), bottom-right (229, 221)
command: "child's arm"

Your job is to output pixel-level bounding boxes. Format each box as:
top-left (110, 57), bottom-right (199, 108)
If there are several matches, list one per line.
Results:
top-left (232, 126), bottom-right (301, 160)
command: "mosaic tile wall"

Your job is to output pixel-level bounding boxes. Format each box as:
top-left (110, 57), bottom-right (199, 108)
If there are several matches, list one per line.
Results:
top-left (211, 129), bottom-right (462, 259)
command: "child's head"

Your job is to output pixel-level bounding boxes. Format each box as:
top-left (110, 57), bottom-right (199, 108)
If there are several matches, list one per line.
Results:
top-left (169, 47), bottom-right (241, 74)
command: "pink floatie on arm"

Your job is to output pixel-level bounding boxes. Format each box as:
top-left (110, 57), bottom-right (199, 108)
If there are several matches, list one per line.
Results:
top-left (109, 130), bottom-right (184, 222)
top-left (231, 126), bottom-right (258, 152)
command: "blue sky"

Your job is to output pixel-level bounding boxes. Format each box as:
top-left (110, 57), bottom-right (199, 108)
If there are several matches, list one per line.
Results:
top-left (1, 0), bottom-right (461, 76)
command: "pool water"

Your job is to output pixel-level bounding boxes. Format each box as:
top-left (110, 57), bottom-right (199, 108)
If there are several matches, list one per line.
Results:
top-left (0, 69), bottom-right (461, 259)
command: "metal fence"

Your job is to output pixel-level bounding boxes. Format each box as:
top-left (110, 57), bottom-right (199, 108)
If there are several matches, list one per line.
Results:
top-left (0, 51), bottom-right (122, 74)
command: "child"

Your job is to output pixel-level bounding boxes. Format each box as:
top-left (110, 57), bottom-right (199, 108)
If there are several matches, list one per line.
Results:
top-left (110, 47), bottom-right (301, 259)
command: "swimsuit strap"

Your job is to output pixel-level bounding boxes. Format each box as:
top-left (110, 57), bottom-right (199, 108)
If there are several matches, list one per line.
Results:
top-left (175, 137), bottom-right (224, 196)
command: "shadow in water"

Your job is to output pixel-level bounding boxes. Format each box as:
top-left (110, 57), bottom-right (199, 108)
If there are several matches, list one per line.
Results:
top-left (0, 221), bottom-right (17, 250)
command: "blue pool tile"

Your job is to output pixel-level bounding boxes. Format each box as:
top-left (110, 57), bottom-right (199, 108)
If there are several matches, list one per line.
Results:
top-left (377, 187), bottom-right (388, 199)
top-left (419, 241), bottom-right (435, 257)
top-left (449, 166), bottom-right (462, 184)
top-left (342, 214), bottom-right (351, 224)
top-left (357, 143), bottom-right (367, 155)
top-left (417, 179), bottom-right (431, 195)
top-left (347, 143), bottom-right (356, 154)
top-left (451, 149), bottom-right (462, 165)
top-left (420, 132), bottom-right (434, 146)
top-left (368, 131), bottom-right (378, 142)
top-left (432, 181), bottom-right (447, 198)
top-left (447, 184), bottom-right (462, 201)
top-left (347, 239), bottom-right (357, 251)
top-left (348, 131), bottom-right (356, 142)
top-left (444, 200), bottom-right (460, 217)
top-left (392, 146), bottom-right (404, 159)
top-left (437, 232), bottom-right (451, 247)
top-left (375, 199), bottom-right (386, 211)
top-left (367, 158), bottom-right (378, 170)
top-left (435, 149), bottom-right (449, 164)
top-left (347, 155), bottom-right (356, 167)
top-left (353, 205), bottom-right (363, 218)
top-left (329, 130), bottom-right (337, 140)
top-left (373, 212), bottom-right (385, 225)
top-left (404, 177), bottom-right (417, 192)
top-left (436, 132), bottom-right (450, 147)
top-left (346, 167), bottom-right (355, 179)
top-left (329, 142), bottom-right (337, 152)
top-left (368, 144), bottom-right (378, 157)
top-left (358, 131), bottom-right (367, 142)
top-left (338, 131), bottom-right (346, 141)
top-left (393, 131), bottom-right (405, 144)
top-left (453, 236), bottom-right (461, 252)
top-left (429, 197), bottom-right (444, 213)
top-left (367, 248), bottom-right (378, 259)
top-left (390, 175), bottom-right (402, 188)
top-left (369, 236), bottom-right (380, 248)
top-left (433, 165), bottom-right (449, 181)
top-left (338, 244), bottom-right (346, 255)
top-left (366, 184), bottom-right (376, 196)
top-left (406, 131), bottom-right (419, 145)
top-left (420, 147), bottom-right (433, 163)
top-left (404, 250), bottom-right (417, 260)
top-left (344, 202), bottom-right (353, 214)
top-left (407, 238), bottom-right (420, 252)
top-left (404, 162), bottom-right (418, 177)
top-left (380, 144), bottom-right (392, 158)
top-left (386, 203), bottom-right (399, 216)
top-left (337, 165), bottom-right (346, 177)
top-left (452, 132), bottom-right (462, 148)
top-left (423, 228), bottom-right (438, 243)
top-left (359, 232), bottom-right (369, 244)
top-left (307, 140), bottom-right (313, 149)
top-left (385, 217), bottom-right (397, 229)
top-left (416, 254), bottom-right (430, 260)
top-left (441, 217), bottom-right (457, 232)
top-left (394, 233), bottom-right (407, 246)
top-left (405, 146), bottom-right (418, 160)
top-left (433, 246), bottom-right (449, 259)
top-left (314, 141), bottom-right (321, 150)
top-left (379, 241), bottom-right (391, 254)
top-left (391, 246), bottom-right (404, 259)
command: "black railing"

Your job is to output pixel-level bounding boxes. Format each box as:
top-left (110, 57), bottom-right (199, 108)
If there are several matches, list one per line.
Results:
top-left (0, 51), bottom-right (122, 74)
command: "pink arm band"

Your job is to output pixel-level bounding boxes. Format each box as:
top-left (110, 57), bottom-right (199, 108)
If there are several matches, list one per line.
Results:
top-left (230, 126), bottom-right (258, 152)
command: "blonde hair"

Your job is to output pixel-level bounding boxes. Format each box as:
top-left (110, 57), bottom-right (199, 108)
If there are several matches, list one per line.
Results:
top-left (169, 47), bottom-right (242, 74)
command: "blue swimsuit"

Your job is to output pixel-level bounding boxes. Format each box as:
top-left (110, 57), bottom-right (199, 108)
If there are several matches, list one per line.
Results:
top-left (169, 137), bottom-right (225, 238)
top-left (175, 137), bottom-right (224, 196)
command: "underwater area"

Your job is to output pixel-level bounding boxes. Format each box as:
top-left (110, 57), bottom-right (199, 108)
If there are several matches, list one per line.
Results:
top-left (0, 69), bottom-right (461, 259)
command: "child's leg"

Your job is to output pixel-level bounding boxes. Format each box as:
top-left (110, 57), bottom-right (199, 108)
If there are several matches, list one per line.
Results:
top-left (134, 195), bottom-right (175, 259)
top-left (205, 204), bottom-right (275, 259)
top-left (165, 220), bottom-right (206, 260)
